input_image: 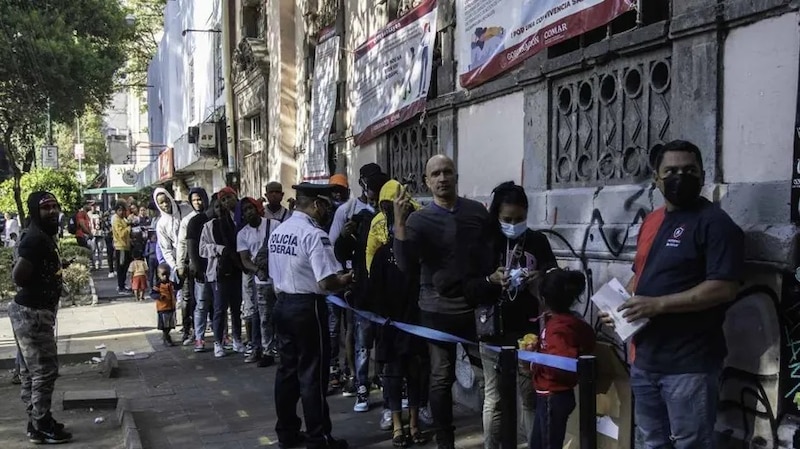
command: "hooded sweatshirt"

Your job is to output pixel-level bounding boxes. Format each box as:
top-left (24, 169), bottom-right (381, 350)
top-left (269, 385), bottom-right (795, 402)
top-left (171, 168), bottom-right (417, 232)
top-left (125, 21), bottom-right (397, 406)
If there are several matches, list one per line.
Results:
top-left (366, 180), bottom-right (420, 273)
top-left (15, 191), bottom-right (63, 311)
top-left (177, 187), bottom-right (209, 271)
top-left (152, 188), bottom-right (186, 270)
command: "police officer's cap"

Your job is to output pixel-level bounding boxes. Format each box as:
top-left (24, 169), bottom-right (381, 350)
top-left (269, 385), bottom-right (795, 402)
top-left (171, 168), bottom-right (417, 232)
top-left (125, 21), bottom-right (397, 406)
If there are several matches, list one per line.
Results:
top-left (292, 182), bottom-right (335, 199)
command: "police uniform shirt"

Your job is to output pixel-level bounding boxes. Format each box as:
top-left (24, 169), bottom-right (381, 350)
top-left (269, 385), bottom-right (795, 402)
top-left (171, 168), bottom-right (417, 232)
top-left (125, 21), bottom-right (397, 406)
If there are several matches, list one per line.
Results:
top-left (268, 211), bottom-right (340, 295)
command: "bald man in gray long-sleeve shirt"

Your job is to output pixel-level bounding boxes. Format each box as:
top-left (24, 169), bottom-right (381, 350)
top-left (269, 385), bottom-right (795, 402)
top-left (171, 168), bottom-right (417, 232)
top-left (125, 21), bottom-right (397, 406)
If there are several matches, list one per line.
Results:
top-left (393, 155), bottom-right (491, 449)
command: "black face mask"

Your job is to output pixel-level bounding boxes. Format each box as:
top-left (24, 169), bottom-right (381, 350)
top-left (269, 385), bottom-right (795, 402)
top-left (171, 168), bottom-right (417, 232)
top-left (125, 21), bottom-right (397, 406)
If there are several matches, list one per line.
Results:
top-left (662, 173), bottom-right (702, 208)
top-left (316, 202), bottom-right (333, 228)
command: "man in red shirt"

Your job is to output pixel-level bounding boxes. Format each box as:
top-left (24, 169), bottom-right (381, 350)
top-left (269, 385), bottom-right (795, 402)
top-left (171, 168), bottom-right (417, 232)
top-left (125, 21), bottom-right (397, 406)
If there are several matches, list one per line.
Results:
top-left (75, 203), bottom-right (93, 250)
top-left (600, 140), bottom-right (744, 449)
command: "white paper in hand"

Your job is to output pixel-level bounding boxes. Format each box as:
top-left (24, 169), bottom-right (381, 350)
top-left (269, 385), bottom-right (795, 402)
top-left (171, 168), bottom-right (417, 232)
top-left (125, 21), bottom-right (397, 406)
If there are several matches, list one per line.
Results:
top-left (590, 278), bottom-right (648, 341)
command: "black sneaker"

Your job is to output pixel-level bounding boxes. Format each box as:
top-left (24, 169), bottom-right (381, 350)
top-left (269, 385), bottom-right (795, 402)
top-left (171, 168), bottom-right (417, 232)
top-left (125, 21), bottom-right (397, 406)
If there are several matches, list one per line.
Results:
top-left (31, 418), bottom-right (72, 444)
top-left (320, 435), bottom-right (349, 449)
top-left (341, 377), bottom-right (356, 397)
top-left (278, 431), bottom-right (306, 449)
top-left (28, 416), bottom-right (66, 435)
top-left (244, 349), bottom-right (262, 364)
top-left (257, 354), bottom-right (275, 368)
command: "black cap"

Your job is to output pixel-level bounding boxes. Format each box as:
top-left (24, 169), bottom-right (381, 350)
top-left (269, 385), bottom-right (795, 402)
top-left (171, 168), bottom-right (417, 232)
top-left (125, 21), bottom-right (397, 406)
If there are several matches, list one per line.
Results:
top-left (359, 163), bottom-right (382, 179)
top-left (292, 182), bottom-right (335, 199)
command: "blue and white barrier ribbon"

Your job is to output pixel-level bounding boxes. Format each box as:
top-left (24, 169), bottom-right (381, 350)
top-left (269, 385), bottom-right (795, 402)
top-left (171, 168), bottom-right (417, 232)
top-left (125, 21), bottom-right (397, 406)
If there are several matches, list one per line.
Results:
top-left (326, 295), bottom-right (577, 373)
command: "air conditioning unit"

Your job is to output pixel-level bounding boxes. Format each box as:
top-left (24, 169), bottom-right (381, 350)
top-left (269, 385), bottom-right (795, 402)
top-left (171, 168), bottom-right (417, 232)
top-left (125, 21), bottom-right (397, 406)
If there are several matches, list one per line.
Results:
top-left (198, 123), bottom-right (216, 154)
top-left (187, 126), bottom-right (200, 144)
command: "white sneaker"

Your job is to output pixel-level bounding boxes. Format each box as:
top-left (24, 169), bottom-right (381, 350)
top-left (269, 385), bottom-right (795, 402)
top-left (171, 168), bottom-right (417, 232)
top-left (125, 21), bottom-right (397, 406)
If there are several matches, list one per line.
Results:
top-left (232, 339), bottom-right (245, 353)
top-left (353, 385), bottom-right (369, 413)
top-left (379, 408), bottom-right (392, 431)
top-left (214, 342), bottom-right (225, 358)
top-left (108, 272), bottom-right (115, 278)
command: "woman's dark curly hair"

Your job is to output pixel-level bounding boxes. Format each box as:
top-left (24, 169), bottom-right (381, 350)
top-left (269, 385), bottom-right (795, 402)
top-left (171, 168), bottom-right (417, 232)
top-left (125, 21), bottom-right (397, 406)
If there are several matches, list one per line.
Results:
top-left (540, 268), bottom-right (586, 313)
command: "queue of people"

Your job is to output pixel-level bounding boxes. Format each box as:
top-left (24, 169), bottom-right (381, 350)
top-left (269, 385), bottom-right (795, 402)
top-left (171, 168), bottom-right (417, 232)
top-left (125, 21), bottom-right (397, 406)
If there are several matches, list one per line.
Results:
top-left (6, 138), bottom-right (744, 449)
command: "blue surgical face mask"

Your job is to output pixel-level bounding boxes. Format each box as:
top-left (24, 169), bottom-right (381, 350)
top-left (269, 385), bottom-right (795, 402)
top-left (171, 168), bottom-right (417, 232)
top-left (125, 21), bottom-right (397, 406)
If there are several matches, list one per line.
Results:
top-left (500, 221), bottom-right (527, 240)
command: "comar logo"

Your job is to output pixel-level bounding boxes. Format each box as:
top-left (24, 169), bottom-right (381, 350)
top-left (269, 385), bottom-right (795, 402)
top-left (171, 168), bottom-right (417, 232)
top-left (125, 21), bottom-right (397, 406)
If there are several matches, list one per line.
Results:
top-left (666, 225), bottom-right (685, 248)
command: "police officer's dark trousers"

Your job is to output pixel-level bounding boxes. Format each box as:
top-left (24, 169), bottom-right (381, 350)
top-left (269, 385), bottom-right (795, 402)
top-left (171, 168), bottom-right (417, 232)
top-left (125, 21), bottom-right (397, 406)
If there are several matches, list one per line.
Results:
top-left (274, 293), bottom-right (333, 448)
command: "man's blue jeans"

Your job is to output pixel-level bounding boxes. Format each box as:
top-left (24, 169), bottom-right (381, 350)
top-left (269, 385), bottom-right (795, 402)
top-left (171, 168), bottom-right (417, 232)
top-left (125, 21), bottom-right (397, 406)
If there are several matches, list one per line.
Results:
top-left (328, 304), bottom-right (342, 370)
top-left (354, 316), bottom-right (375, 389)
top-left (630, 365), bottom-right (721, 449)
top-left (194, 281), bottom-right (213, 341)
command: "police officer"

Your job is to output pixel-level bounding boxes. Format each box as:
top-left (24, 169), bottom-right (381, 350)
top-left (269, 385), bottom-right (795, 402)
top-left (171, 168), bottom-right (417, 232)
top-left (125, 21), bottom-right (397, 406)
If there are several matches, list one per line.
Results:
top-left (270, 183), bottom-right (353, 449)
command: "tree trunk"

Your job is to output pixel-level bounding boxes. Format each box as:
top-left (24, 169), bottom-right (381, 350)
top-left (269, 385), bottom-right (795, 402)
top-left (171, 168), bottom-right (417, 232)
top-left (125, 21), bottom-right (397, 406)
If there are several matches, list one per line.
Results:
top-left (12, 169), bottom-right (24, 224)
top-left (0, 125), bottom-right (26, 223)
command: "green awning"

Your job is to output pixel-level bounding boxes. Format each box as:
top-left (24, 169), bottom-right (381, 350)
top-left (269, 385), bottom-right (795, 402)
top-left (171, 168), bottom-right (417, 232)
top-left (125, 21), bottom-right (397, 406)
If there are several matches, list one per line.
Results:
top-left (84, 186), bottom-right (139, 195)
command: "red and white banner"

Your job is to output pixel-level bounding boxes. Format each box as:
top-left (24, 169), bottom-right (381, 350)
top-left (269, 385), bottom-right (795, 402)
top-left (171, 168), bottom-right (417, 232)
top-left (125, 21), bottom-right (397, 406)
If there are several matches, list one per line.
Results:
top-left (352, 0), bottom-right (437, 145)
top-left (457, 0), bottom-right (636, 89)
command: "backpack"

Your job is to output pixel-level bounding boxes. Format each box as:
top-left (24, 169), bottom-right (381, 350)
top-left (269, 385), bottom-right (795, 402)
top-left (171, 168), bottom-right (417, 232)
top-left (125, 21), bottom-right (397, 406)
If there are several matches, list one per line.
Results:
top-left (67, 213), bottom-right (78, 234)
top-left (254, 219), bottom-right (281, 283)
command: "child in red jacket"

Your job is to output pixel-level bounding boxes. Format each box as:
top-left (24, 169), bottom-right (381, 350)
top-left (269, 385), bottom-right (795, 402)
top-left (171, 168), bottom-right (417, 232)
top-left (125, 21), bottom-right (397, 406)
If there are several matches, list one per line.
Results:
top-left (529, 268), bottom-right (596, 449)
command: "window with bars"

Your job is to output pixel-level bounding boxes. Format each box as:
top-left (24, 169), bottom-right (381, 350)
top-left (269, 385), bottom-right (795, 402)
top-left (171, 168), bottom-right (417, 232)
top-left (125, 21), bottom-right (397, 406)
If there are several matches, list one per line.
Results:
top-left (243, 4), bottom-right (264, 38)
top-left (547, 1), bottom-right (670, 59)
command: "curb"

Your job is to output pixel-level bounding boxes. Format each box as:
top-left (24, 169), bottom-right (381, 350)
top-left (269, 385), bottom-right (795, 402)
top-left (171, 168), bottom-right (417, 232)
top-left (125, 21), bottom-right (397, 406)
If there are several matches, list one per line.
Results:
top-left (89, 276), bottom-right (98, 306)
top-left (116, 398), bottom-right (143, 449)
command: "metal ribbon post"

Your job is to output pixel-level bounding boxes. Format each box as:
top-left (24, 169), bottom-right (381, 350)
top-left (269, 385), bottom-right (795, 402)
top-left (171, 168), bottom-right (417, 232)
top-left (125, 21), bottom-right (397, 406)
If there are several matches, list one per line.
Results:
top-left (499, 346), bottom-right (518, 449)
top-left (578, 355), bottom-right (598, 449)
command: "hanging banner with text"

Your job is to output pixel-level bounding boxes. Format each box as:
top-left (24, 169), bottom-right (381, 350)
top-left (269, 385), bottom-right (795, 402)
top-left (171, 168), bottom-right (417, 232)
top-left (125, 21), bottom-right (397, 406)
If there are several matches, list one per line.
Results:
top-left (352, 0), bottom-right (438, 145)
top-left (457, 0), bottom-right (636, 88)
top-left (304, 28), bottom-right (340, 184)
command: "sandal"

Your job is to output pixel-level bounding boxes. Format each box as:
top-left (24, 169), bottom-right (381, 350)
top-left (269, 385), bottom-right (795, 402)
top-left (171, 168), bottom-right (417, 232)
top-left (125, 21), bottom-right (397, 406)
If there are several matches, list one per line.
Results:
top-left (392, 429), bottom-right (409, 448)
top-left (410, 428), bottom-right (428, 445)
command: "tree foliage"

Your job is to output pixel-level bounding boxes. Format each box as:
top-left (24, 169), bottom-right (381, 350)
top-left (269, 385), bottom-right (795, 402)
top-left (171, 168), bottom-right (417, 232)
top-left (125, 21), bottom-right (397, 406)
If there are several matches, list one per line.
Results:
top-left (54, 110), bottom-right (112, 183)
top-left (0, 0), bottom-right (134, 220)
top-left (123, 0), bottom-right (167, 89)
top-left (0, 168), bottom-right (83, 216)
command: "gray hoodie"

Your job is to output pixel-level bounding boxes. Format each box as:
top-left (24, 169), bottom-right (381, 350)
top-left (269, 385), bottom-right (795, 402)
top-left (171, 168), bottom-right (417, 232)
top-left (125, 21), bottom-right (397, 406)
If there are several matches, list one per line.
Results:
top-left (152, 187), bottom-right (190, 270)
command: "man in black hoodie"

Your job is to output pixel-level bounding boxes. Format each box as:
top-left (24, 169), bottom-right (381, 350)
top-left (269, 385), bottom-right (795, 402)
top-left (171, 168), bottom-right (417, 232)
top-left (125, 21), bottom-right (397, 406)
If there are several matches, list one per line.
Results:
top-left (200, 187), bottom-right (246, 357)
top-left (185, 191), bottom-right (214, 352)
top-left (9, 191), bottom-right (72, 444)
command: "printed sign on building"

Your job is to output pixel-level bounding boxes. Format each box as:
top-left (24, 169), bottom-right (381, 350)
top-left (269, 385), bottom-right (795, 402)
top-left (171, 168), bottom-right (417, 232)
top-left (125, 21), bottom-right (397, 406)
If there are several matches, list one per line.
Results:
top-left (303, 28), bottom-right (340, 184)
top-left (351, 0), bottom-right (438, 145)
top-left (456, 0), bottom-right (635, 88)
top-left (41, 145), bottom-right (58, 169)
top-left (158, 148), bottom-right (174, 181)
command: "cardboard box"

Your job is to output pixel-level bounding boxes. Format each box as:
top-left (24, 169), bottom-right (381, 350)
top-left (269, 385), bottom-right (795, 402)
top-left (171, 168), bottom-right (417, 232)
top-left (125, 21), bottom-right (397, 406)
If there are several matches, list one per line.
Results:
top-left (563, 342), bottom-right (633, 449)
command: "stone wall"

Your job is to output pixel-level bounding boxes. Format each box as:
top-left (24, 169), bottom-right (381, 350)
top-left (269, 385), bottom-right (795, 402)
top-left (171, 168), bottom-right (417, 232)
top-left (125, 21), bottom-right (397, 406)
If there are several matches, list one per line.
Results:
top-left (338, 0), bottom-right (800, 447)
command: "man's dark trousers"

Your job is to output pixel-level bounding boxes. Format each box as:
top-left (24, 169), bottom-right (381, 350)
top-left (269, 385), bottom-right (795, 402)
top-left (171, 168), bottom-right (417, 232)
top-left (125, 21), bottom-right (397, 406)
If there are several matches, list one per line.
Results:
top-left (274, 293), bottom-right (333, 448)
top-left (419, 310), bottom-right (480, 444)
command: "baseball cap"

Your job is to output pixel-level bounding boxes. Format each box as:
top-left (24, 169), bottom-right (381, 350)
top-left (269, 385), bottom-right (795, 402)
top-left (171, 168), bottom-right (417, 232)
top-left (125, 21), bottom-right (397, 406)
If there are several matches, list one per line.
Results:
top-left (265, 181), bottom-right (283, 193)
top-left (329, 174), bottom-right (348, 189)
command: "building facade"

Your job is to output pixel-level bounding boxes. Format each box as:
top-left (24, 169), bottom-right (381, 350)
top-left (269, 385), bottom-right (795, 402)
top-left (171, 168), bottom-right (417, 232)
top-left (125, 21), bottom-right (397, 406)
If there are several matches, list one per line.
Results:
top-left (300, 0), bottom-right (800, 447)
top-left (140, 0), bottom-right (800, 445)
top-left (138, 0), bottom-right (228, 197)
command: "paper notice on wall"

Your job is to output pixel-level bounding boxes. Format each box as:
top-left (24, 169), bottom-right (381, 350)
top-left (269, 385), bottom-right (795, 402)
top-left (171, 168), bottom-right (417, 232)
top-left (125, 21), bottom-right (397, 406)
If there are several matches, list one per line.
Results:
top-left (590, 278), bottom-right (647, 341)
top-left (455, 0), bottom-right (635, 88)
top-left (351, 0), bottom-right (438, 145)
top-left (303, 28), bottom-right (340, 184)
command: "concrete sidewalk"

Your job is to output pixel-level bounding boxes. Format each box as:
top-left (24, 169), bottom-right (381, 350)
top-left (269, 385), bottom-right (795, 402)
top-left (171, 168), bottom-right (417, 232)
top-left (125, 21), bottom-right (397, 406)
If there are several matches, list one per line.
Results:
top-left (0, 271), bottom-right (491, 448)
top-left (0, 272), bottom-right (157, 361)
